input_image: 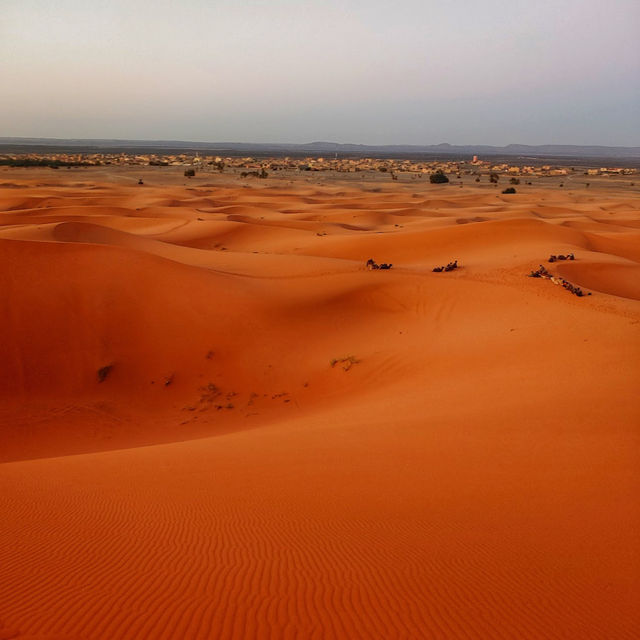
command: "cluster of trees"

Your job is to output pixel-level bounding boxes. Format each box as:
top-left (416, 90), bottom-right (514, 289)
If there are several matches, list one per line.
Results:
top-left (0, 158), bottom-right (96, 168)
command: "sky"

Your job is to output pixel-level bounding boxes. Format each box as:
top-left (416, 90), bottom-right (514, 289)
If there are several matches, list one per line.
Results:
top-left (1, 0), bottom-right (639, 146)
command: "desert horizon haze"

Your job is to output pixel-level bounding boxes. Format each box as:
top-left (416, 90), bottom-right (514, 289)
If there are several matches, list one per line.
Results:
top-left (2, 136), bottom-right (640, 161)
top-left (1, 1), bottom-right (639, 639)
top-left (2, 0), bottom-right (639, 145)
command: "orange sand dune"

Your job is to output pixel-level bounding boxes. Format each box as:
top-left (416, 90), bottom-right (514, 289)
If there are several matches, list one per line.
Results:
top-left (0, 169), bottom-right (639, 639)
top-left (556, 260), bottom-right (640, 300)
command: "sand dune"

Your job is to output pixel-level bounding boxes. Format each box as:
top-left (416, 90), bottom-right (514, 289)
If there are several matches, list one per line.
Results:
top-left (556, 260), bottom-right (640, 300)
top-left (1, 170), bottom-right (638, 639)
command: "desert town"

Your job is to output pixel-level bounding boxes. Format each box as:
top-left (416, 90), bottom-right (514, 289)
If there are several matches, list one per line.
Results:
top-left (1, 150), bottom-right (636, 179)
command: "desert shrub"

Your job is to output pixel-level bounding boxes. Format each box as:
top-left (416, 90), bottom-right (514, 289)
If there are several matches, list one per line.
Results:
top-left (330, 355), bottom-right (360, 371)
top-left (489, 172), bottom-right (499, 183)
top-left (509, 177), bottom-right (520, 185)
top-left (184, 168), bottom-right (195, 177)
top-left (97, 364), bottom-right (113, 383)
top-left (429, 170), bottom-right (449, 184)
top-left (502, 187), bottom-right (516, 194)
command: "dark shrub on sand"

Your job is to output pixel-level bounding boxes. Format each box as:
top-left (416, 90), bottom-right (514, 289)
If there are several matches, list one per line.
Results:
top-left (430, 170), bottom-right (449, 184)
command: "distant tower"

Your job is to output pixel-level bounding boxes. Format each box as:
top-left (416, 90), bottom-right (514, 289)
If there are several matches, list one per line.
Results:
top-left (472, 155), bottom-right (478, 164)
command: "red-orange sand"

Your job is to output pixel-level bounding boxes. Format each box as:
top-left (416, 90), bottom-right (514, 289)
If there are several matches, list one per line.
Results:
top-left (1, 168), bottom-right (639, 639)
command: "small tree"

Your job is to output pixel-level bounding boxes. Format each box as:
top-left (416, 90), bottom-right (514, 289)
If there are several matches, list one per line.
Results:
top-left (509, 177), bottom-right (520, 185)
top-left (489, 172), bottom-right (499, 183)
top-left (184, 168), bottom-right (195, 177)
top-left (430, 170), bottom-right (449, 184)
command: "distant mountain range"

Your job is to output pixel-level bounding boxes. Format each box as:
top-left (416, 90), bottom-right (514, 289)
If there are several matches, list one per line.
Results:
top-left (1, 137), bottom-right (639, 159)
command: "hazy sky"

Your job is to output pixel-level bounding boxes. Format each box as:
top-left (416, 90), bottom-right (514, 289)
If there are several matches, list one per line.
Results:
top-left (2, 0), bottom-right (639, 145)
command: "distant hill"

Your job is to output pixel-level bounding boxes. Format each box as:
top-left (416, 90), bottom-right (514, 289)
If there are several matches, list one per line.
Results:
top-left (1, 137), bottom-right (639, 160)
top-left (297, 141), bottom-right (640, 158)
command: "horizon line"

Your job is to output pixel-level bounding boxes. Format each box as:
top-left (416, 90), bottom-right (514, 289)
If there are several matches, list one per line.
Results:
top-left (1, 136), bottom-right (640, 150)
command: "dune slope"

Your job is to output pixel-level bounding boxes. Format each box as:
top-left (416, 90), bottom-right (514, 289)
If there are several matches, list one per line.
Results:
top-left (0, 171), bottom-right (639, 639)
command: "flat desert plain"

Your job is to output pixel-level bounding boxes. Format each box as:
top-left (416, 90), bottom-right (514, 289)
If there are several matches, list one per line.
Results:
top-left (0, 167), bottom-right (639, 639)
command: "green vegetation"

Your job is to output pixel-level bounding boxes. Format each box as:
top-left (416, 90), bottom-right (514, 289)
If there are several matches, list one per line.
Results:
top-left (502, 187), bottom-right (516, 194)
top-left (0, 157), bottom-right (96, 168)
top-left (429, 170), bottom-right (449, 184)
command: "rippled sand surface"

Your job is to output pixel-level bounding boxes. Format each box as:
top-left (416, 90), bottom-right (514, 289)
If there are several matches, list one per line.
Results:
top-left (1, 168), bottom-right (638, 639)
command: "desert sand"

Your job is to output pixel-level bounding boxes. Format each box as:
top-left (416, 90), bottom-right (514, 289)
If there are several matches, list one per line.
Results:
top-left (0, 167), bottom-right (639, 639)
